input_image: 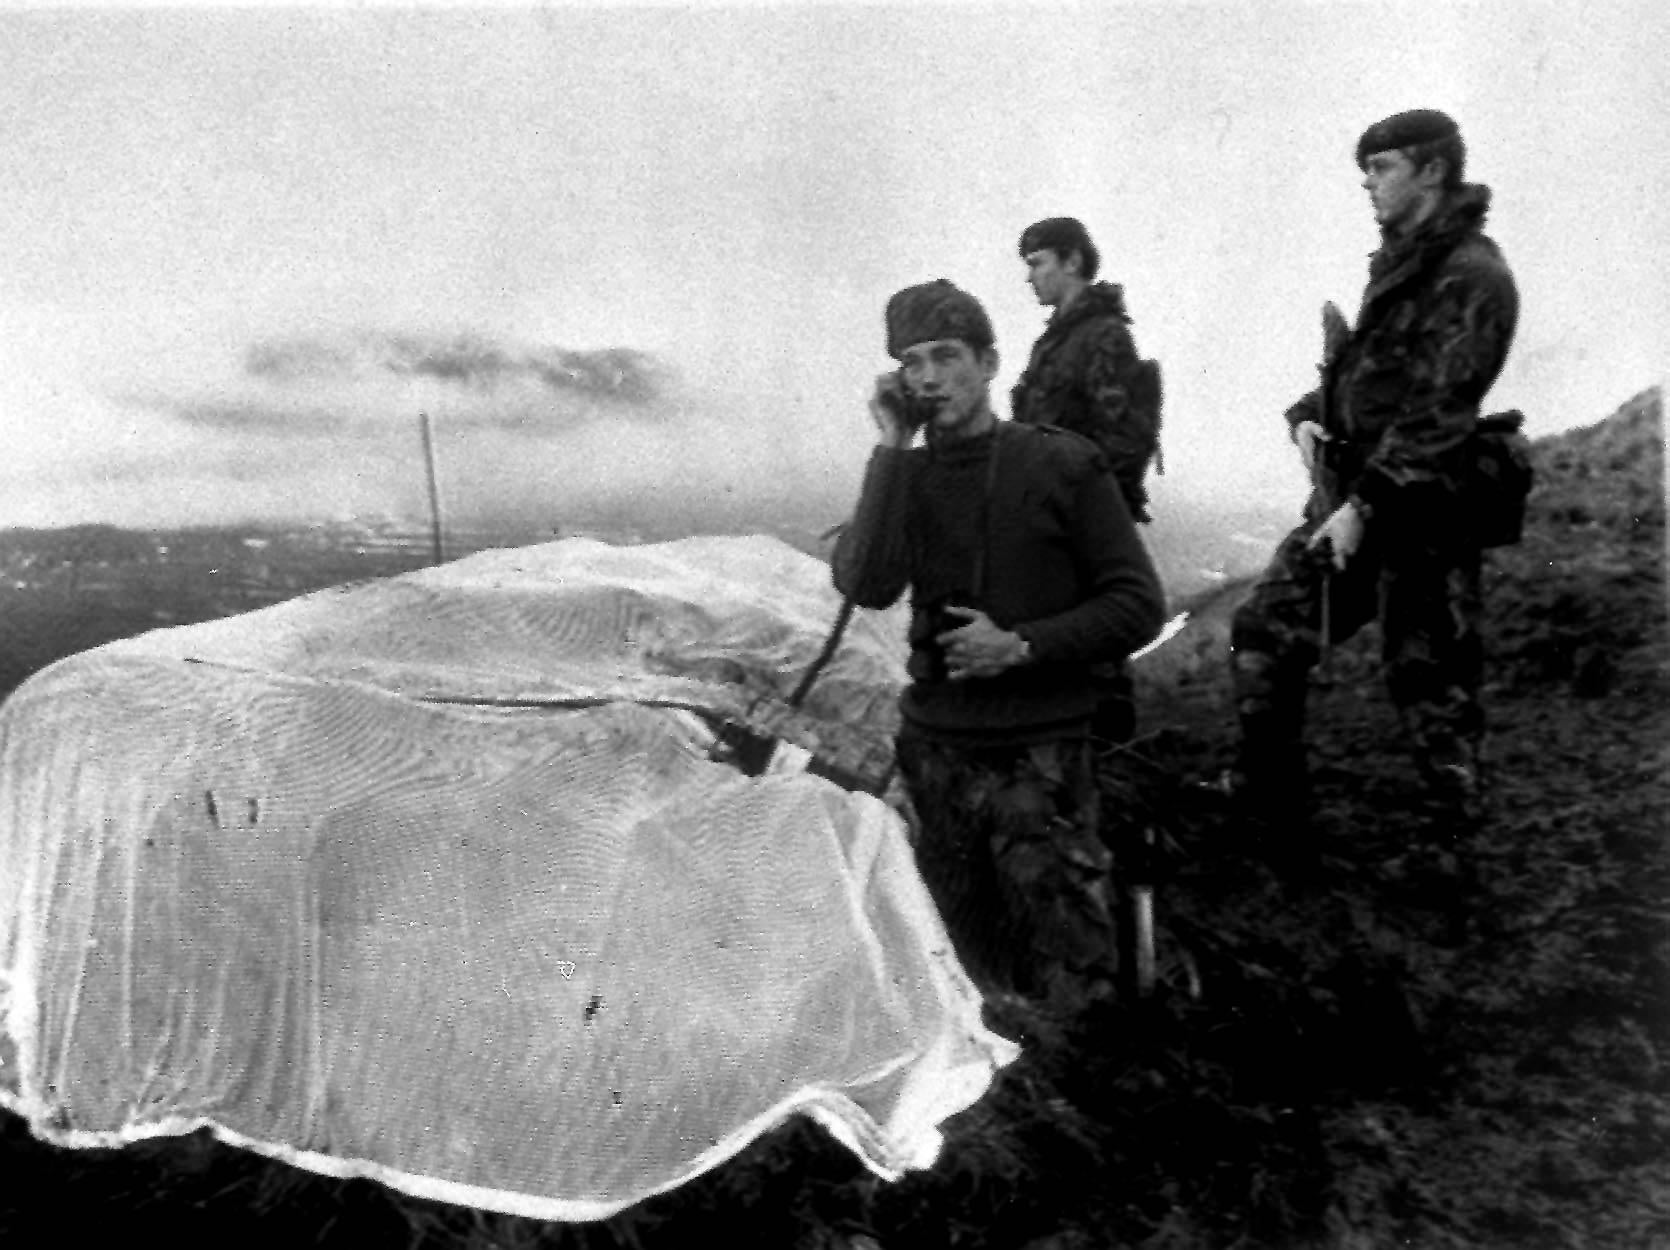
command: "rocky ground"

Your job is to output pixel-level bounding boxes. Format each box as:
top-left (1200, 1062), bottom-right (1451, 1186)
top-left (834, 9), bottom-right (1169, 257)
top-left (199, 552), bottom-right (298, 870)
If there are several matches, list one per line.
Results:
top-left (0, 389), bottom-right (1664, 1248)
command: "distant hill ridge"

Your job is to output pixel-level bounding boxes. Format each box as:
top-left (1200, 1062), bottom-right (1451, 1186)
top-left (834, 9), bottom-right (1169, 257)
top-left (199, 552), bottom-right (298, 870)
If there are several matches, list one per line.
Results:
top-left (1526, 385), bottom-right (1663, 531)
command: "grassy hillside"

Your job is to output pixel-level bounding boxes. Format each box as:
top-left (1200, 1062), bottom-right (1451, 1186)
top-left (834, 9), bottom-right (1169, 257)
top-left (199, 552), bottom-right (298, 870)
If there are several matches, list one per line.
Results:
top-left (1, 388), bottom-right (1665, 1248)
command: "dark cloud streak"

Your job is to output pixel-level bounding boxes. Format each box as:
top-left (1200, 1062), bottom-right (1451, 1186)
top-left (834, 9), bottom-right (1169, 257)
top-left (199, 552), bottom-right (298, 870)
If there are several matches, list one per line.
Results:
top-left (122, 328), bottom-right (682, 437)
top-left (243, 330), bottom-right (672, 405)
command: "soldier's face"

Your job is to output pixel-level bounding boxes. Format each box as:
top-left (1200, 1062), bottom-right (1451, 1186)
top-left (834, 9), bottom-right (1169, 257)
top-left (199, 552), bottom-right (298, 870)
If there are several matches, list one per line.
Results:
top-left (1361, 148), bottom-right (1443, 234)
top-left (1024, 249), bottom-right (1074, 307)
top-left (898, 338), bottom-right (999, 439)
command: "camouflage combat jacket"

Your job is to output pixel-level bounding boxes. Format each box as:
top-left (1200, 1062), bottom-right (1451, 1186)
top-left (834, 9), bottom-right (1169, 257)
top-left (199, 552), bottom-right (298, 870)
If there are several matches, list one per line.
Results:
top-left (1287, 183), bottom-right (1519, 527)
top-left (1011, 282), bottom-right (1155, 521)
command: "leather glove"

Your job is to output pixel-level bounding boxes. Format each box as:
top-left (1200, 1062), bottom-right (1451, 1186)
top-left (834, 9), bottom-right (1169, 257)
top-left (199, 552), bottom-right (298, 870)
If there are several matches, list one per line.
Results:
top-left (1307, 500), bottom-right (1364, 571)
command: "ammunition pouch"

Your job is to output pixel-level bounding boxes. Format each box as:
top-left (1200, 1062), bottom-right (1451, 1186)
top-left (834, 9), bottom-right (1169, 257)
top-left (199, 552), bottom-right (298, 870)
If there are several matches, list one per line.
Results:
top-left (1467, 410), bottom-right (1535, 547)
top-left (1314, 416), bottom-right (1532, 548)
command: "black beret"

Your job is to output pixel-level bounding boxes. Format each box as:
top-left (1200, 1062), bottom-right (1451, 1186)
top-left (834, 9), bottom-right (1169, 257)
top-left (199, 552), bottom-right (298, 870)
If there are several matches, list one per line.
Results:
top-left (884, 280), bottom-right (994, 360)
top-left (1018, 216), bottom-right (1095, 260)
top-left (1356, 109), bottom-right (1460, 168)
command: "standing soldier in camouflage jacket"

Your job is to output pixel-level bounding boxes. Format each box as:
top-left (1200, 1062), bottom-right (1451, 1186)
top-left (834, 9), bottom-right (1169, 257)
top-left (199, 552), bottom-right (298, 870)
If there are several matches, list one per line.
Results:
top-left (1012, 217), bottom-right (1161, 523)
top-left (832, 279), bottom-right (1165, 1014)
top-left (1225, 109), bottom-right (1519, 826)
top-left (1012, 217), bottom-right (1163, 744)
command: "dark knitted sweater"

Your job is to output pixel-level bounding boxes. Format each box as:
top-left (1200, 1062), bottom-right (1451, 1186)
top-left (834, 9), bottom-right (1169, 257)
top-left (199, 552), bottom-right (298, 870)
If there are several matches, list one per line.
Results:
top-left (831, 421), bottom-right (1165, 740)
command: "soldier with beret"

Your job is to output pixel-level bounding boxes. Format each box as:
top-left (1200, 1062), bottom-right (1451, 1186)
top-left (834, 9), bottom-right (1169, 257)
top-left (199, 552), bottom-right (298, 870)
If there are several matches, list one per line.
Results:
top-left (1224, 109), bottom-right (1520, 827)
top-left (1012, 217), bottom-right (1160, 524)
top-left (1012, 215), bottom-right (1164, 745)
top-left (832, 279), bottom-right (1166, 1012)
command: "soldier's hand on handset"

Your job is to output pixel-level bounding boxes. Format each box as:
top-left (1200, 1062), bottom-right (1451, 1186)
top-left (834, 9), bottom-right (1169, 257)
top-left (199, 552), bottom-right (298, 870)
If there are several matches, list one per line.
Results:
top-left (868, 372), bottom-right (916, 450)
top-left (1293, 420), bottom-right (1329, 474)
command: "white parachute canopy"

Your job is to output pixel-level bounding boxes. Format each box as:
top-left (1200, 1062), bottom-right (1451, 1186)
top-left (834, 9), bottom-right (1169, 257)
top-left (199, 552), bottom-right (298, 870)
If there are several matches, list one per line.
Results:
top-left (0, 534), bottom-right (1016, 1222)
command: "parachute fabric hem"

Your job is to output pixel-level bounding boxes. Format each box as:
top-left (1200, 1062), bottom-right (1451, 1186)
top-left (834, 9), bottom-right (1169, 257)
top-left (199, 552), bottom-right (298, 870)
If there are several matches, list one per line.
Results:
top-left (0, 1060), bottom-right (1007, 1223)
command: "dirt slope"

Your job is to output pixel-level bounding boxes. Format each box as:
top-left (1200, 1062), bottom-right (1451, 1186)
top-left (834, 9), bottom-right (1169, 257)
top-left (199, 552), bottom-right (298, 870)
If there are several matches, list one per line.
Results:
top-left (1099, 385), bottom-right (1669, 1248)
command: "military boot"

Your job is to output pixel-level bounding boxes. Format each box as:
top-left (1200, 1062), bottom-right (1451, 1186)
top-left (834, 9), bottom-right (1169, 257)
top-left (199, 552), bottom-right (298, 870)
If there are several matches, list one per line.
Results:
top-left (1209, 762), bottom-right (1319, 879)
top-left (1419, 758), bottom-right (1487, 836)
top-left (1213, 739), bottom-right (1311, 829)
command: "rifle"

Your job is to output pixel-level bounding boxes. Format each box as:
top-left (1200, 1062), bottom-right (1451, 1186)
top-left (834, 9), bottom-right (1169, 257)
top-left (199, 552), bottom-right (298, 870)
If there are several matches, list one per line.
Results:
top-left (1313, 301), bottom-right (1351, 676)
top-left (1313, 301), bottom-right (1352, 500)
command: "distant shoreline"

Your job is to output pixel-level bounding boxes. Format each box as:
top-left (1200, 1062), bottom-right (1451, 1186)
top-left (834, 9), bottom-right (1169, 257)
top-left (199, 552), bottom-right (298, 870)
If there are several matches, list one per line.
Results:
top-left (0, 514), bottom-right (1253, 611)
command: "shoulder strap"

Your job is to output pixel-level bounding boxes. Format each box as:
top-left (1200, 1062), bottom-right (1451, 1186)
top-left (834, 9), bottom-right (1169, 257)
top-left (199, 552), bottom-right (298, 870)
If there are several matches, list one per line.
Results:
top-left (972, 423), bottom-right (1007, 602)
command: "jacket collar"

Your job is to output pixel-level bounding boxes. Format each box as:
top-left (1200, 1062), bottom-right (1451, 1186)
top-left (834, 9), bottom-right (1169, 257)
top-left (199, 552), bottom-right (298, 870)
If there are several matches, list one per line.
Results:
top-left (1361, 183), bottom-right (1493, 309)
top-left (1043, 281), bottom-right (1130, 337)
top-left (925, 417), bottom-right (1002, 461)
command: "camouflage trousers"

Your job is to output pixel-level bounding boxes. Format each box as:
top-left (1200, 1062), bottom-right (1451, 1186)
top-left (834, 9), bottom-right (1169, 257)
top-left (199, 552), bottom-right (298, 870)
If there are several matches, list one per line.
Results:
top-left (894, 730), bottom-right (1115, 1007)
top-left (1229, 520), bottom-right (1484, 782)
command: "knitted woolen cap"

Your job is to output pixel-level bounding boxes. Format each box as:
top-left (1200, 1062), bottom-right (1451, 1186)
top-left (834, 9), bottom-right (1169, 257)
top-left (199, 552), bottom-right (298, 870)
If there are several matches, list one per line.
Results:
top-left (883, 280), bottom-right (994, 360)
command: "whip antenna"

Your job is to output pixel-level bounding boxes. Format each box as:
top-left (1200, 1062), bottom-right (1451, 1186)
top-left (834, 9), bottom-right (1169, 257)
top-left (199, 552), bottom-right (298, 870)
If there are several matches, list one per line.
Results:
top-left (419, 411), bottom-right (446, 565)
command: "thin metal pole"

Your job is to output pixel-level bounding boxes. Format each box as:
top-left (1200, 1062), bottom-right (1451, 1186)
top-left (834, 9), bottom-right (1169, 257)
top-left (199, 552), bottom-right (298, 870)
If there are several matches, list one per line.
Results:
top-left (419, 411), bottom-right (445, 565)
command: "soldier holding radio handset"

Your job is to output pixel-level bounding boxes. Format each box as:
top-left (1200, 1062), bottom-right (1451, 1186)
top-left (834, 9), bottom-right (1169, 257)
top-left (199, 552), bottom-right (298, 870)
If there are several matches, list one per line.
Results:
top-left (834, 279), bottom-right (1165, 1013)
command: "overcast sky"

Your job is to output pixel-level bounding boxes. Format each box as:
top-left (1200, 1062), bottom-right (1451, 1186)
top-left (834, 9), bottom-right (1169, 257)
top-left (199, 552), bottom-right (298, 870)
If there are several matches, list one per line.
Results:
top-left (0, 1), bottom-right (1662, 544)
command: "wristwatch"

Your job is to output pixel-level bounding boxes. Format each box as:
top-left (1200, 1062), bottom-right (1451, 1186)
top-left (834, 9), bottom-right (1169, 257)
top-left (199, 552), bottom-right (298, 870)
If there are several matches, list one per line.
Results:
top-left (1013, 634), bottom-right (1034, 665)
